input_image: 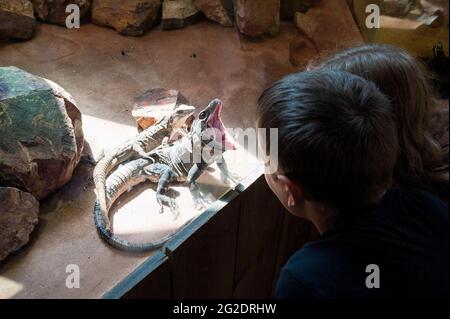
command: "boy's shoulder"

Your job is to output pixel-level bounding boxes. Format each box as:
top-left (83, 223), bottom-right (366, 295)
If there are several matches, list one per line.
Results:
top-left (277, 187), bottom-right (449, 299)
top-left (278, 240), bottom-right (367, 299)
top-left (378, 186), bottom-right (448, 226)
top-left (281, 236), bottom-right (360, 282)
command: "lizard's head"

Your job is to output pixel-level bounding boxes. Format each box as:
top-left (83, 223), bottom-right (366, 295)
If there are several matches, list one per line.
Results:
top-left (195, 99), bottom-right (237, 151)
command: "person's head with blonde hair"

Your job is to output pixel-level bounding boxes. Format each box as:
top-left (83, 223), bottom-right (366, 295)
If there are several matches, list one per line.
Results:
top-left (311, 44), bottom-right (447, 194)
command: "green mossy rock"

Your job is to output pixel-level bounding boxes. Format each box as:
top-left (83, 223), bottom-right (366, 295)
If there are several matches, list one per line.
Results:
top-left (0, 67), bottom-right (84, 199)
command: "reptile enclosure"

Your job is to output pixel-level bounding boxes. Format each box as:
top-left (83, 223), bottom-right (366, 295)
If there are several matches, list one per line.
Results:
top-left (1, 0), bottom-right (438, 299)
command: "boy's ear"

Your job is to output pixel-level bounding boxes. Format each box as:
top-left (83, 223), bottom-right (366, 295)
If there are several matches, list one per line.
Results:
top-left (277, 175), bottom-right (305, 208)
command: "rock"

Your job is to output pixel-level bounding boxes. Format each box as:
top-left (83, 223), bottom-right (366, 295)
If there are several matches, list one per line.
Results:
top-left (132, 88), bottom-right (189, 130)
top-left (31, 0), bottom-right (91, 25)
top-left (419, 0), bottom-right (449, 27)
top-left (0, 187), bottom-right (39, 262)
top-left (294, 11), bottom-right (319, 39)
top-left (0, 0), bottom-right (36, 40)
top-left (132, 89), bottom-right (184, 129)
top-left (297, 4), bottom-right (362, 53)
top-left (0, 67), bottom-right (84, 200)
top-left (92, 0), bottom-right (162, 36)
top-left (381, 0), bottom-right (414, 17)
top-left (162, 0), bottom-right (199, 30)
top-left (289, 34), bottom-right (318, 68)
top-left (281, 0), bottom-right (317, 21)
top-left (194, 0), bottom-right (233, 27)
top-left (235, 0), bottom-right (280, 38)
top-left (221, 0), bottom-right (234, 21)
top-left (420, 0), bottom-right (448, 15)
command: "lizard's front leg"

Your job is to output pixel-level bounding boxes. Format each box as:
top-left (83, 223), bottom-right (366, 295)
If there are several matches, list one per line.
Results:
top-left (154, 168), bottom-right (180, 220)
top-left (187, 163), bottom-right (210, 210)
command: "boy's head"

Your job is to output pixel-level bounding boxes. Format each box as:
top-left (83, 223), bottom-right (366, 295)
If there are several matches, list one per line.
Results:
top-left (256, 71), bottom-right (399, 218)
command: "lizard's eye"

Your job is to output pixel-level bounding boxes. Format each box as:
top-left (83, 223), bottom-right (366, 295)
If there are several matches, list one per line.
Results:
top-left (199, 111), bottom-right (207, 120)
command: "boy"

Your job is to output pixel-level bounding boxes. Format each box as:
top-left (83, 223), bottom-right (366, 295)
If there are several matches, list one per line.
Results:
top-left (257, 71), bottom-right (449, 299)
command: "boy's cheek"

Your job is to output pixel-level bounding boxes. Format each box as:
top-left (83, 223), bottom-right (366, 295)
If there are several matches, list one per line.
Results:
top-left (264, 173), bottom-right (302, 217)
top-left (264, 173), bottom-right (287, 207)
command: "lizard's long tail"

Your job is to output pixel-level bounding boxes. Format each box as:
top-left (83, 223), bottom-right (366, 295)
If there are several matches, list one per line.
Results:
top-left (93, 201), bottom-right (185, 252)
top-left (93, 158), bottom-right (186, 252)
top-left (93, 156), bottom-right (114, 231)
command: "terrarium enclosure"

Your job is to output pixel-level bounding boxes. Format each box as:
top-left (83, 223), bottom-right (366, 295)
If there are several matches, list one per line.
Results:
top-left (0, 0), bottom-right (448, 299)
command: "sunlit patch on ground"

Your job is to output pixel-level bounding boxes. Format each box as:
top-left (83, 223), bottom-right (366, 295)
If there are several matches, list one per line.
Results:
top-left (0, 277), bottom-right (23, 299)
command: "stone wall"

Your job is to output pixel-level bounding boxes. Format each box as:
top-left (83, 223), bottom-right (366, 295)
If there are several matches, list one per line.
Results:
top-left (1, 0), bottom-right (324, 40)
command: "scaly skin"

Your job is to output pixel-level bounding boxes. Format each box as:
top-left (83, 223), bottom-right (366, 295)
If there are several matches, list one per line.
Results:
top-left (94, 99), bottom-right (237, 252)
top-left (94, 159), bottom-right (173, 252)
top-left (93, 104), bottom-right (195, 232)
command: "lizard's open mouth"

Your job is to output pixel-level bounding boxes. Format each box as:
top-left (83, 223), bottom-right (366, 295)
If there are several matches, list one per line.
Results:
top-left (206, 99), bottom-right (237, 150)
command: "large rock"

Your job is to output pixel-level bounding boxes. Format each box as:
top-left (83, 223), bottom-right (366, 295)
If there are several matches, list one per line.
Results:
top-left (419, 0), bottom-right (449, 27)
top-left (381, 0), bottom-right (414, 17)
top-left (92, 0), bottom-right (162, 36)
top-left (294, 11), bottom-right (319, 39)
top-left (0, 0), bottom-right (36, 40)
top-left (420, 0), bottom-right (449, 15)
top-left (194, 0), bottom-right (233, 27)
top-left (0, 187), bottom-right (39, 262)
top-left (31, 0), bottom-right (91, 25)
top-left (0, 67), bottom-right (84, 200)
top-left (222, 0), bottom-right (234, 21)
top-left (281, 0), bottom-right (316, 21)
top-left (162, 0), bottom-right (199, 30)
top-left (235, 0), bottom-right (280, 38)
top-left (132, 88), bottom-right (189, 130)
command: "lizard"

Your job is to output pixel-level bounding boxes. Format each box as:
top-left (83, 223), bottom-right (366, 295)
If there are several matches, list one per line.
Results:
top-left (93, 104), bottom-right (196, 231)
top-left (94, 98), bottom-right (238, 252)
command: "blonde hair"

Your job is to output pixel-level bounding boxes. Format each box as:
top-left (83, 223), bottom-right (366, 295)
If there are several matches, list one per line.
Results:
top-left (311, 44), bottom-right (447, 191)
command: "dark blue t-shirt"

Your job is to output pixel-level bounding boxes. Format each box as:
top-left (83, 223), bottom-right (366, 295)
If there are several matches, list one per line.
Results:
top-left (276, 187), bottom-right (449, 299)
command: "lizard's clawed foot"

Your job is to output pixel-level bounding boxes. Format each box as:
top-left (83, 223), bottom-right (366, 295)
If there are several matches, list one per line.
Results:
top-left (193, 196), bottom-right (210, 211)
top-left (157, 194), bottom-right (179, 218)
top-left (168, 199), bottom-right (180, 220)
top-left (189, 181), bottom-right (212, 211)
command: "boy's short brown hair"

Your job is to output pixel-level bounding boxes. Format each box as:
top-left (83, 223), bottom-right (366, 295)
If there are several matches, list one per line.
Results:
top-left (257, 71), bottom-right (399, 212)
